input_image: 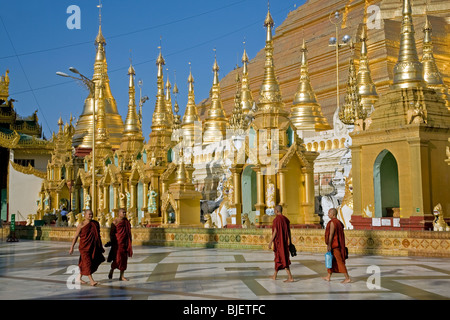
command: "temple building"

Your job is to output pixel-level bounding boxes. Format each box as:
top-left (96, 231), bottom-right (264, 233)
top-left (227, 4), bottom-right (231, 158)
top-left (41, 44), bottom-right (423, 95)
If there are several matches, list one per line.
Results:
top-left (9, 0), bottom-right (447, 232)
top-left (0, 69), bottom-right (52, 222)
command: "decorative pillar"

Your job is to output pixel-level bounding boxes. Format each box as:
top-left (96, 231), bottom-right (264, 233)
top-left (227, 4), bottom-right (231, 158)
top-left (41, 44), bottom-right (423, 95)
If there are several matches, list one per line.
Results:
top-left (143, 182), bottom-right (149, 210)
top-left (303, 166), bottom-right (319, 224)
top-left (130, 183), bottom-right (137, 214)
top-left (278, 168), bottom-right (287, 208)
top-left (254, 166), bottom-right (265, 225)
top-left (230, 167), bottom-right (243, 225)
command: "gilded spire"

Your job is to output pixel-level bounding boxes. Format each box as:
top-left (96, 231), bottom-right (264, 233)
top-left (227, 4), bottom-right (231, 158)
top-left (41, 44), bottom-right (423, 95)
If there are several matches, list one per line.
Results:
top-left (228, 72), bottom-right (247, 133)
top-left (290, 39), bottom-right (330, 131)
top-left (72, 4), bottom-right (124, 150)
top-left (182, 65), bottom-right (199, 126)
top-left (392, 0), bottom-right (426, 89)
top-left (357, 24), bottom-right (378, 115)
top-left (422, 15), bottom-right (450, 109)
top-left (123, 62), bottom-right (142, 136)
top-left (258, 5), bottom-right (283, 112)
top-left (203, 52), bottom-right (228, 144)
top-left (182, 64), bottom-right (200, 147)
top-left (422, 16), bottom-right (444, 86)
top-left (165, 72), bottom-right (174, 124)
top-left (240, 47), bottom-right (254, 114)
top-left (151, 46), bottom-right (171, 133)
top-left (339, 56), bottom-right (364, 125)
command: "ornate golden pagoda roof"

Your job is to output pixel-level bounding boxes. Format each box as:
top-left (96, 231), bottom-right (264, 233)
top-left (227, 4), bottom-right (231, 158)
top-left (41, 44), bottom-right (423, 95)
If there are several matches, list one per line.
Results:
top-left (165, 73), bottom-right (174, 124)
top-left (123, 62), bottom-right (142, 137)
top-left (257, 7), bottom-right (284, 113)
top-left (72, 24), bottom-right (124, 150)
top-left (240, 49), bottom-right (254, 114)
top-left (181, 66), bottom-right (201, 146)
top-left (392, 0), bottom-right (426, 89)
top-left (203, 54), bottom-right (228, 144)
top-left (421, 15), bottom-right (450, 109)
top-left (340, 56), bottom-right (364, 125)
top-left (150, 48), bottom-right (172, 134)
top-left (290, 39), bottom-right (331, 131)
top-left (357, 24), bottom-right (378, 115)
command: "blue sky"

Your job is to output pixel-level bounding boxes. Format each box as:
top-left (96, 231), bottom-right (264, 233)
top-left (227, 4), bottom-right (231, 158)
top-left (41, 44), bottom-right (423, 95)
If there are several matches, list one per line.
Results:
top-left (0, 0), bottom-right (302, 140)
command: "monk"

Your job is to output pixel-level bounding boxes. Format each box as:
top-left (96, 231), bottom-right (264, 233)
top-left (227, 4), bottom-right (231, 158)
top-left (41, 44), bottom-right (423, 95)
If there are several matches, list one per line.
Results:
top-left (268, 205), bottom-right (294, 282)
top-left (323, 208), bottom-right (351, 283)
top-left (107, 208), bottom-right (133, 281)
top-left (69, 209), bottom-right (105, 286)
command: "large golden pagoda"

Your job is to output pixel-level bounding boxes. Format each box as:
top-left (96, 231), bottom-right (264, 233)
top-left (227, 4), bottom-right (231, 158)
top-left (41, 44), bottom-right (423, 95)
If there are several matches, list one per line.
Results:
top-left (72, 24), bottom-right (124, 151)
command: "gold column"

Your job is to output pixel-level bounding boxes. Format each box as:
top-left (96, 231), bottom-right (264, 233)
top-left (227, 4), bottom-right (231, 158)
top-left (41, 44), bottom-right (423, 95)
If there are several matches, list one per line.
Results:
top-left (130, 183), bottom-right (137, 214)
top-left (103, 185), bottom-right (108, 213)
top-left (278, 169), bottom-right (286, 208)
top-left (113, 184), bottom-right (119, 212)
top-left (230, 167), bottom-right (242, 225)
top-left (83, 187), bottom-right (89, 210)
top-left (56, 192), bottom-right (61, 211)
top-left (143, 182), bottom-right (149, 210)
top-left (303, 167), bottom-right (319, 224)
top-left (350, 145), bottom-right (362, 216)
top-left (254, 167), bottom-right (265, 224)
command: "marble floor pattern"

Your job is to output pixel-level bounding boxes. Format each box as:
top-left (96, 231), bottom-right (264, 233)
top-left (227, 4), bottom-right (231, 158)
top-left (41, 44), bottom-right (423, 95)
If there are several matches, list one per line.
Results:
top-left (0, 240), bottom-right (449, 300)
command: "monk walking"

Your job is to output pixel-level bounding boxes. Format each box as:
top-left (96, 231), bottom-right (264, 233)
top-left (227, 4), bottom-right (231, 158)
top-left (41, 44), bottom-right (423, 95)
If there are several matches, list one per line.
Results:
top-left (69, 209), bottom-right (105, 286)
top-left (323, 208), bottom-right (351, 283)
top-left (107, 208), bottom-right (133, 281)
top-left (268, 205), bottom-right (294, 282)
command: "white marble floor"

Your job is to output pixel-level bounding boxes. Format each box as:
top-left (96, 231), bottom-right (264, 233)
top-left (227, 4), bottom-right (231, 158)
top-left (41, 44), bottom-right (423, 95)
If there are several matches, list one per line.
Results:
top-left (0, 240), bottom-right (449, 301)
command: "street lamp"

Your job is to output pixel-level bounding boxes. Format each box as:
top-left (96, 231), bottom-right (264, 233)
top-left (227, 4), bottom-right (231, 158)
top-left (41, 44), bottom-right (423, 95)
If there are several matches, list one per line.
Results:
top-left (329, 10), bottom-right (351, 112)
top-left (57, 68), bottom-right (97, 216)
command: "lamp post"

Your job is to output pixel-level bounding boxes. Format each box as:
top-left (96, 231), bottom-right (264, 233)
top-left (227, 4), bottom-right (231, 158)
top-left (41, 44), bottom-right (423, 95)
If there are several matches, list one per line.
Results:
top-left (57, 69), bottom-right (96, 216)
top-left (329, 10), bottom-right (351, 112)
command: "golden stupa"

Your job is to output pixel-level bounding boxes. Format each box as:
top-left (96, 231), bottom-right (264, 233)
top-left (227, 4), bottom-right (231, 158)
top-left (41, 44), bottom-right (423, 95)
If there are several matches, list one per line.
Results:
top-left (72, 24), bottom-right (124, 151)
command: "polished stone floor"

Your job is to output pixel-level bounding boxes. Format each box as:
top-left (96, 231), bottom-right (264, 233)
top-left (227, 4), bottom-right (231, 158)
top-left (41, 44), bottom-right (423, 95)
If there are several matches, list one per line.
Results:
top-left (0, 240), bottom-right (449, 300)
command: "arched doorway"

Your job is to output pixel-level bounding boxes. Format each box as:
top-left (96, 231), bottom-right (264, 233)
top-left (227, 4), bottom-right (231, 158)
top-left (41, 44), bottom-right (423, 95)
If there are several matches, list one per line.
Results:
top-left (241, 165), bottom-right (257, 224)
top-left (374, 150), bottom-right (400, 217)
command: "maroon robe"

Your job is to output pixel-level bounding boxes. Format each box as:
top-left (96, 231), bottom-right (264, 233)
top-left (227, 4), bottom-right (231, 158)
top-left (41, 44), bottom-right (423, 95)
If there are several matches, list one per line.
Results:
top-left (272, 215), bottom-right (291, 271)
top-left (107, 218), bottom-right (133, 271)
top-left (78, 220), bottom-right (105, 276)
top-left (324, 218), bottom-right (347, 274)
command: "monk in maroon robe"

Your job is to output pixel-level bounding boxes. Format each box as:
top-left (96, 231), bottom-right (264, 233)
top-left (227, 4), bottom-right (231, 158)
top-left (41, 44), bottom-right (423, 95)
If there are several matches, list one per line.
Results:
top-left (69, 209), bottom-right (105, 286)
top-left (268, 205), bottom-right (294, 282)
top-left (107, 208), bottom-right (133, 281)
top-left (323, 208), bottom-right (351, 283)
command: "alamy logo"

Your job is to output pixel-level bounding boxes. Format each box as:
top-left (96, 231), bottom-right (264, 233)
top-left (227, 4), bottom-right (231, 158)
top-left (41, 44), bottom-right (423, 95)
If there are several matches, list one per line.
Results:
top-left (66, 265), bottom-right (80, 289)
top-left (367, 5), bottom-right (381, 30)
top-left (66, 5), bottom-right (81, 30)
top-left (366, 265), bottom-right (381, 290)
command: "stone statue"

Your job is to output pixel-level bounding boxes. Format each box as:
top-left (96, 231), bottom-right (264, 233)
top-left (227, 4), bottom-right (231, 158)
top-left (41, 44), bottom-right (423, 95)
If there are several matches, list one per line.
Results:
top-left (55, 212), bottom-right (63, 227)
top-left (148, 187), bottom-right (158, 214)
top-left (337, 174), bottom-right (354, 230)
top-left (44, 193), bottom-right (50, 211)
top-left (75, 213), bottom-right (83, 227)
top-left (265, 182), bottom-right (275, 215)
top-left (242, 213), bottom-right (254, 229)
top-left (433, 203), bottom-right (450, 231)
top-left (203, 213), bottom-right (215, 228)
top-left (67, 211), bottom-right (75, 227)
top-left (26, 214), bottom-right (34, 226)
top-left (126, 189), bottom-right (131, 209)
